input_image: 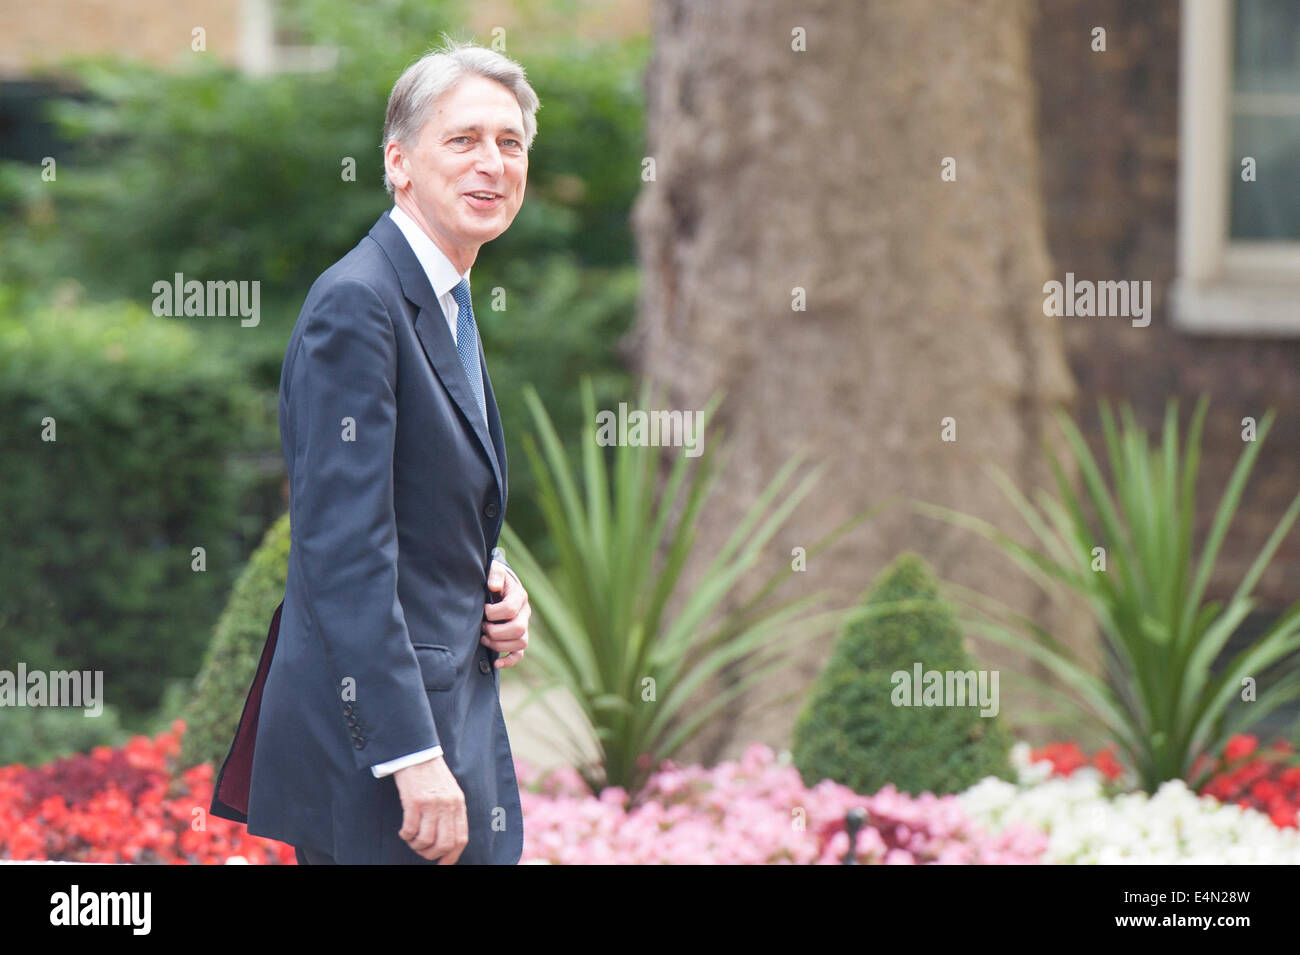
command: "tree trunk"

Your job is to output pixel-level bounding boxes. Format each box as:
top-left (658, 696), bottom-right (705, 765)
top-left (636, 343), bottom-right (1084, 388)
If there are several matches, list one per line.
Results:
top-left (630, 0), bottom-right (1096, 765)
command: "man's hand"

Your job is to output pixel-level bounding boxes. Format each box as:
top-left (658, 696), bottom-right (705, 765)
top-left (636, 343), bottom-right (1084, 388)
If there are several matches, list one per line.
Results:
top-left (483, 560), bottom-right (531, 669)
top-left (393, 756), bottom-right (468, 864)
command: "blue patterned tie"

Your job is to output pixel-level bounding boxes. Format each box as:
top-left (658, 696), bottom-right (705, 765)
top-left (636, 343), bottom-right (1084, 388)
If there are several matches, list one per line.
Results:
top-left (451, 278), bottom-right (488, 430)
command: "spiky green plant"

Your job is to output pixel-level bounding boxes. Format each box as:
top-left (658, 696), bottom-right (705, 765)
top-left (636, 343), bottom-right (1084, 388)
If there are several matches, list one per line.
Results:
top-left (917, 397), bottom-right (1300, 791)
top-left (499, 377), bottom-right (872, 796)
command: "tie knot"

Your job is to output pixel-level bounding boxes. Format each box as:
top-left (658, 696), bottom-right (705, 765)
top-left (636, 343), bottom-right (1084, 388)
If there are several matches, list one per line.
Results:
top-left (452, 278), bottom-right (472, 309)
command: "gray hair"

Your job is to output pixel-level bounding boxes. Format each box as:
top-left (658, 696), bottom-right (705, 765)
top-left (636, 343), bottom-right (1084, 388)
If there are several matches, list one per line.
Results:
top-left (381, 36), bottom-right (540, 196)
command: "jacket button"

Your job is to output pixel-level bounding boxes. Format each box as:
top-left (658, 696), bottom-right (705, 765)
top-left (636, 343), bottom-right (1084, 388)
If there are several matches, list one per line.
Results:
top-left (346, 715), bottom-right (358, 726)
top-left (478, 658), bottom-right (492, 674)
top-left (354, 739), bottom-right (365, 749)
top-left (484, 502), bottom-right (499, 518)
top-left (343, 704), bottom-right (354, 716)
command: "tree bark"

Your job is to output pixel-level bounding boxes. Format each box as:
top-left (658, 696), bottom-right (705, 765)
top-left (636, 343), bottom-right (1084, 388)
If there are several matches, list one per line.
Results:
top-left (630, 0), bottom-right (1096, 765)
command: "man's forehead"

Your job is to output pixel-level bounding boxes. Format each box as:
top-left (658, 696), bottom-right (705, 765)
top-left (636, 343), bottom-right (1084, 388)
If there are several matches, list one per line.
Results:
top-left (433, 78), bottom-right (523, 125)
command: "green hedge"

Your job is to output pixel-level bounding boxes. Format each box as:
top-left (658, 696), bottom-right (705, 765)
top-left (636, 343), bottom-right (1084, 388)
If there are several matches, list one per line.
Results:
top-left (0, 294), bottom-right (264, 722)
top-left (180, 511), bottom-right (289, 771)
top-left (792, 552), bottom-right (1015, 796)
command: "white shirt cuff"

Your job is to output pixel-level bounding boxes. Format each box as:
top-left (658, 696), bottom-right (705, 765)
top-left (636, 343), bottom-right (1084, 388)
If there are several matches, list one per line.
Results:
top-left (370, 746), bottom-right (443, 778)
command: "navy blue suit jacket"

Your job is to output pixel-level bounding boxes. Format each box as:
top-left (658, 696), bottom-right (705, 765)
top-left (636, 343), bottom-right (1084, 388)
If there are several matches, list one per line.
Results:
top-left (210, 211), bottom-right (523, 864)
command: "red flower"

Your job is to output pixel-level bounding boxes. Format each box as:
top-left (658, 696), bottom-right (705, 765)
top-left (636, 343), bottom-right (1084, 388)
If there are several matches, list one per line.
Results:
top-left (1224, 735), bottom-right (1258, 763)
top-left (1092, 748), bottom-right (1124, 781)
top-left (1251, 780), bottom-right (1281, 803)
top-left (0, 723), bottom-right (295, 864)
top-left (1030, 742), bottom-right (1089, 777)
top-left (1269, 805), bottom-right (1297, 828)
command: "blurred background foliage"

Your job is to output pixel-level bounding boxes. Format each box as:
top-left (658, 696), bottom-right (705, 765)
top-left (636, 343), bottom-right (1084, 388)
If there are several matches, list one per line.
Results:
top-left (0, 294), bottom-right (266, 723)
top-left (0, 0), bottom-right (647, 757)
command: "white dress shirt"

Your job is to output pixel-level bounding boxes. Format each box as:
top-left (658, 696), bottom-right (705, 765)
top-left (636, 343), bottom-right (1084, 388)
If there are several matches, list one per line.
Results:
top-left (387, 203), bottom-right (470, 347)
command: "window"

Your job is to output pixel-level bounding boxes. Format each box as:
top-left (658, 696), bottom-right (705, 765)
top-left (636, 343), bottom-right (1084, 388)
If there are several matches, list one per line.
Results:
top-left (238, 0), bottom-right (338, 77)
top-left (1229, 0), bottom-right (1300, 241)
top-left (1172, 0), bottom-right (1300, 334)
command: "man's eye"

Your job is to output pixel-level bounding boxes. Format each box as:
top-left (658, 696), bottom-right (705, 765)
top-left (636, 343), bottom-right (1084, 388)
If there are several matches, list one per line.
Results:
top-left (503, 139), bottom-right (521, 148)
top-left (452, 136), bottom-right (471, 144)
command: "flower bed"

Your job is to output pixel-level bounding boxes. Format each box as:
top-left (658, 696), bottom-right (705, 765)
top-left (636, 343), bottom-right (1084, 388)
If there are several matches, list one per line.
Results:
top-left (960, 742), bottom-right (1300, 864)
top-left (0, 720), bottom-right (294, 864)
top-left (516, 743), bottom-right (1047, 864)
top-left (0, 723), bottom-right (1043, 864)
top-left (1028, 735), bottom-right (1300, 829)
top-left (5, 721), bottom-right (1296, 864)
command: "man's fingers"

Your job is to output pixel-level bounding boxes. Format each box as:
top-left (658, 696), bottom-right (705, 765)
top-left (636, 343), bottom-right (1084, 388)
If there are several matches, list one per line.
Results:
top-left (494, 648), bottom-right (524, 670)
top-left (480, 617), bottom-right (528, 643)
top-left (485, 623), bottom-right (529, 648)
top-left (436, 833), bottom-right (463, 864)
top-left (479, 558), bottom-right (533, 664)
top-left (483, 594), bottom-right (530, 632)
top-left (486, 560), bottom-right (515, 601)
top-left (427, 817), bottom-right (452, 862)
top-left (435, 805), bottom-right (470, 865)
top-left (482, 596), bottom-right (530, 658)
top-left (455, 807), bottom-right (471, 863)
top-left (410, 808), bottom-right (440, 855)
top-left (398, 804), bottom-right (420, 843)
top-left (394, 760), bottom-right (469, 862)
top-left (415, 818), bottom-right (443, 861)
top-left (402, 806), bottom-right (464, 861)
top-left (483, 587), bottom-right (524, 621)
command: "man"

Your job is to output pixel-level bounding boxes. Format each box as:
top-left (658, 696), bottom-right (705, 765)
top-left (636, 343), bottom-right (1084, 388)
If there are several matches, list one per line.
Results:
top-left (209, 39), bottom-right (539, 865)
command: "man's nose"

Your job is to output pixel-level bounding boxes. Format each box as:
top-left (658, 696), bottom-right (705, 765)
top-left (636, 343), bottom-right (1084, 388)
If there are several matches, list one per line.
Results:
top-left (474, 143), bottom-right (506, 176)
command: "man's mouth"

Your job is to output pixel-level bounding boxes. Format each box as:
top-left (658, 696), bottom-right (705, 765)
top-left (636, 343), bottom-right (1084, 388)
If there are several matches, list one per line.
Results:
top-left (465, 191), bottom-right (503, 208)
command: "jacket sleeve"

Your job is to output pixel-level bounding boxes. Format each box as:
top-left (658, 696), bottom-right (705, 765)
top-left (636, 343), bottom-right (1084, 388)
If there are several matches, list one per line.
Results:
top-left (288, 277), bottom-right (441, 770)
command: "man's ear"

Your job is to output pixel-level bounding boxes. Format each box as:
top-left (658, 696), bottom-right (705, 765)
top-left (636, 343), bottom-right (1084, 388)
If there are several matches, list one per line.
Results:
top-left (384, 140), bottom-right (408, 191)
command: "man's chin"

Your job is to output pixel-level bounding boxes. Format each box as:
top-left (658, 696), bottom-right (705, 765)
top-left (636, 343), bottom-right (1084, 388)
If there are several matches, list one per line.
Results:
top-left (462, 222), bottom-right (510, 243)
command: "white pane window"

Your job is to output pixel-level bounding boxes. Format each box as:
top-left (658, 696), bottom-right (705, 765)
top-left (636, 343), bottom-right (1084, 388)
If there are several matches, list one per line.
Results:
top-left (1229, 0), bottom-right (1300, 241)
top-left (1173, 0), bottom-right (1300, 335)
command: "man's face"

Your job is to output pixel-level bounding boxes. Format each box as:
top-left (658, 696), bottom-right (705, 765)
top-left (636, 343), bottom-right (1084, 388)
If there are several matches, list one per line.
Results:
top-left (388, 74), bottom-right (529, 269)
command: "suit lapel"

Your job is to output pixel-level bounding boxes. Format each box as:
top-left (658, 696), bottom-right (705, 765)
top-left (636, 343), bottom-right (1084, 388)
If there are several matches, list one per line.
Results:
top-left (368, 212), bottom-right (505, 505)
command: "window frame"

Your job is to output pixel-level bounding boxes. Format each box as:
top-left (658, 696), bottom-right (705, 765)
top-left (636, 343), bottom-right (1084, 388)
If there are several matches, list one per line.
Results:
top-left (1172, 0), bottom-right (1300, 335)
top-left (238, 0), bottom-right (339, 76)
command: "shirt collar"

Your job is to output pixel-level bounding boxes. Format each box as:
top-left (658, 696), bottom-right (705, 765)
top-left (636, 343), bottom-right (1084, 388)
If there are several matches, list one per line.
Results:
top-left (388, 204), bottom-right (470, 301)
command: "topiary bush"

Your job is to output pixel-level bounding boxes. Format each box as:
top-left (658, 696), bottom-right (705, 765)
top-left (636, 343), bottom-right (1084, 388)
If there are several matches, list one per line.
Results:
top-left (179, 511), bottom-right (289, 771)
top-left (792, 552), bottom-right (1016, 797)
